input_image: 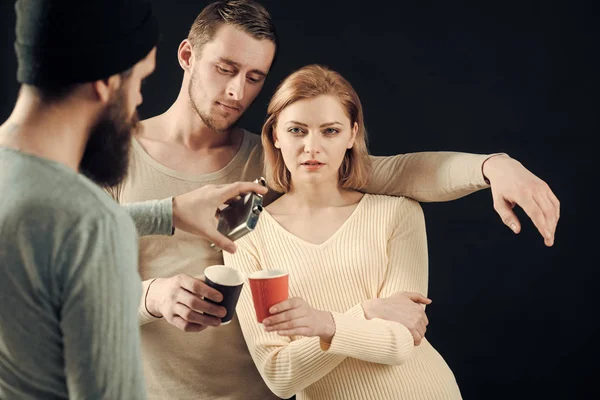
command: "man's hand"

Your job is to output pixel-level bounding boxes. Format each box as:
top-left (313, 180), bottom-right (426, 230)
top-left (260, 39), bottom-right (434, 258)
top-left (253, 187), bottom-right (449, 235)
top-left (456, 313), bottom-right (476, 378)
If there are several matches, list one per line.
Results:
top-left (146, 274), bottom-right (227, 332)
top-left (482, 154), bottom-right (560, 247)
top-left (363, 292), bottom-right (432, 346)
top-left (172, 181), bottom-right (268, 253)
top-left (262, 297), bottom-right (336, 344)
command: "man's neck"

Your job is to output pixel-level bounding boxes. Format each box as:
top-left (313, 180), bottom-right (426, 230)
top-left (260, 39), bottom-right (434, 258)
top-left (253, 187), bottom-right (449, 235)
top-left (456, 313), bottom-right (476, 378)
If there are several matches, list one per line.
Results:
top-left (154, 97), bottom-right (241, 151)
top-left (133, 98), bottom-right (246, 175)
top-left (0, 90), bottom-right (91, 172)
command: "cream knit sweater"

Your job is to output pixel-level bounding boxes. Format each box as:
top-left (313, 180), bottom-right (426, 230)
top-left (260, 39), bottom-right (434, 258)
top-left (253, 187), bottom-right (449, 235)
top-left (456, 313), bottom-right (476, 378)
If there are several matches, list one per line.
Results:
top-left (225, 194), bottom-right (462, 400)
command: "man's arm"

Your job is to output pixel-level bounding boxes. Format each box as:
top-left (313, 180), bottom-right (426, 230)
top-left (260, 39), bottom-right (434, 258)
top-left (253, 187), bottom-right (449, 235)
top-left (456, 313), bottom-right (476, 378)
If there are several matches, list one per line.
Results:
top-left (58, 214), bottom-right (146, 399)
top-left (121, 198), bottom-right (174, 236)
top-left (109, 181), bottom-right (268, 253)
top-left (366, 152), bottom-right (492, 201)
top-left (105, 183), bottom-right (174, 237)
top-left (366, 152), bottom-right (560, 246)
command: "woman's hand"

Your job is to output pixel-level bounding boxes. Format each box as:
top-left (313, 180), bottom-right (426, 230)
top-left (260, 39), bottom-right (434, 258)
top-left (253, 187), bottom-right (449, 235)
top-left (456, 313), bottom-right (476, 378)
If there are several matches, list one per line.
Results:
top-left (262, 297), bottom-right (336, 343)
top-left (363, 292), bottom-right (432, 345)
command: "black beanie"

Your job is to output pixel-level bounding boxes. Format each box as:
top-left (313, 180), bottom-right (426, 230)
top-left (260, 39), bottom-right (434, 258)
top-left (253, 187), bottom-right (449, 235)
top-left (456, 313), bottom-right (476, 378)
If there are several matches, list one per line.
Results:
top-left (15, 0), bottom-right (160, 85)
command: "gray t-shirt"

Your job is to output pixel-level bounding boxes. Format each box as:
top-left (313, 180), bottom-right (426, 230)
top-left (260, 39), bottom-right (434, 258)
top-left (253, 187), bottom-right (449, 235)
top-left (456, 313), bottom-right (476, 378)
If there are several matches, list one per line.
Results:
top-left (0, 148), bottom-right (146, 399)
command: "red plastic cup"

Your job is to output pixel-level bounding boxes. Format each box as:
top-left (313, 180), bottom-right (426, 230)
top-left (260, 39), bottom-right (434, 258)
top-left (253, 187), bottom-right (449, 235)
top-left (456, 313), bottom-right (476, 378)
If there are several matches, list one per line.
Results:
top-left (247, 270), bottom-right (289, 323)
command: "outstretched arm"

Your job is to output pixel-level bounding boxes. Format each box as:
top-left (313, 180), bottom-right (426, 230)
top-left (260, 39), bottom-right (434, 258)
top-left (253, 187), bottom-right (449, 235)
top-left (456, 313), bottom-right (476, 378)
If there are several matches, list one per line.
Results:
top-left (366, 152), bottom-right (492, 201)
top-left (366, 152), bottom-right (559, 246)
top-left (104, 184), bottom-right (174, 237)
top-left (106, 181), bottom-right (268, 252)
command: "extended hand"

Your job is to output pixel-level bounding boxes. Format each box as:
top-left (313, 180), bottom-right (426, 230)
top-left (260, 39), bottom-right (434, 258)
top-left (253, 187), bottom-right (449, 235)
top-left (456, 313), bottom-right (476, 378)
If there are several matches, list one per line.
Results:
top-left (172, 181), bottom-right (268, 253)
top-left (483, 154), bottom-right (560, 246)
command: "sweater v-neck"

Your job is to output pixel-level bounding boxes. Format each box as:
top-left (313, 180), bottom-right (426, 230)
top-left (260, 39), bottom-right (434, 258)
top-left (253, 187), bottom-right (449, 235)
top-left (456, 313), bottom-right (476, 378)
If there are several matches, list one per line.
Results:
top-left (260, 193), bottom-right (369, 249)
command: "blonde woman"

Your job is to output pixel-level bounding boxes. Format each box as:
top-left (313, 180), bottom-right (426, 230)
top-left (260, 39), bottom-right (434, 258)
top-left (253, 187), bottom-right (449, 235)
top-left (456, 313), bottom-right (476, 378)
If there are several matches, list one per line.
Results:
top-left (224, 64), bottom-right (469, 399)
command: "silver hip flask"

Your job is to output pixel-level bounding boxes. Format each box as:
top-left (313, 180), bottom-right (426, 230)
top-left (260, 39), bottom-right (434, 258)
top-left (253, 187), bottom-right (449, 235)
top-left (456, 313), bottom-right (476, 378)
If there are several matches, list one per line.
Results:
top-left (210, 177), bottom-right (266, 251)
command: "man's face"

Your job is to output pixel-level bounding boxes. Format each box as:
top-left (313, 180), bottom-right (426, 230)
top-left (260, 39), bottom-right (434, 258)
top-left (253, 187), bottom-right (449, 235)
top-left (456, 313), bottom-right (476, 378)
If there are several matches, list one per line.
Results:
top-left (80, 48), bottom-right (156, 187)
top-left (187, 24), bottom-right (276, 133)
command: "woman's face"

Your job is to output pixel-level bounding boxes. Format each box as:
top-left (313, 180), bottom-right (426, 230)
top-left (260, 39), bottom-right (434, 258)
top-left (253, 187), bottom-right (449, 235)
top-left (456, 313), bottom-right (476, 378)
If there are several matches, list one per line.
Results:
top-left (274, 94), bottom-right (357, 188)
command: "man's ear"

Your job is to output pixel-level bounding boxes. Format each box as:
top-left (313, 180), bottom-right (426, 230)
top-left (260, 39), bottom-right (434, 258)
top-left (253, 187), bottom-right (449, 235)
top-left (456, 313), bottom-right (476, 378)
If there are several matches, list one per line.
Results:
top-left (93, 74), bottom-right (121, 103)
top-left (178, 39), bottom-right (194, 71)
top-left (348, 122), bottom-right (358, 149)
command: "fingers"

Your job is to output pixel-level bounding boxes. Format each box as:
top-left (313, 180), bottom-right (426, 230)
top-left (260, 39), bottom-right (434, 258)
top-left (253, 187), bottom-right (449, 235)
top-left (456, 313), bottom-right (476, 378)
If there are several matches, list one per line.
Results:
top-left (172, 303), bottom-right (221, 327)
top-left (177, 290), bottom-right (226, 318)
top-left (275, 328), bottom-right (311, 337)
top-left (269, 298), bottom-right (301, 315)
top-left (273, 328), bottom-right (311, 337)
top-left (537, 186), bottom-right (560, 246)
top-left (218, 181), bottom-right (268, 203)
top-left (548, 190), bottom-right (561, 222)
top-left (222, 195), bottom-right (241, 205)
top-left (265, 316), bottom-right (309, 332)
top-left (205, 226), bottom-right (237, 254)
top-left (493, 172), bottom-right (560, 246)
top-left (416, 317), bottom-right (427, 338)
top-left (161, 276), bottom-right (225, 332)
top-left (264, 309), bottom-right (304, 329)
top-left (533, 191), bottom-right (556, 246)
top-left (414, 327), bottom-right (425, 346)
top-left (493, 195), bottom-right (522, 234)
top-left (410, 327), bottom-right (423, 346)
top-left (170, 315), bottom-right (211, 333)
top-left (263, 298), bottom-right (307, 332)
top-left (517, 193), bottom-right (553, 245)
top-left (404, 292), bottom-right (432, 304)
top-left (547, 190), bottom-right (560, 240)
top-left (410, 312), bottom-right (429, 346)
top-left (178, 275), bottom-right (224, 303)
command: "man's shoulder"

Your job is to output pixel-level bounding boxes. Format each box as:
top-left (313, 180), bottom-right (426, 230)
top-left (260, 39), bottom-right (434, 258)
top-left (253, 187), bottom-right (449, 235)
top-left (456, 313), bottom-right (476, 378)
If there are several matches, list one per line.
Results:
top-left (139, 114), bottom-right (164, 136)
top-left (1, 151), bottom-right (130, 229)
top-left (236, 129), bottom-right (264, 175)
top-left (242, 129), bottom-right (262, 151)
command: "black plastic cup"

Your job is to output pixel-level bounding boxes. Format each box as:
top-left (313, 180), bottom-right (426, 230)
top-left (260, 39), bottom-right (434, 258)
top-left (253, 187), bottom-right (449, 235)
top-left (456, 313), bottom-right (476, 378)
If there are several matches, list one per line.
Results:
top-left (203, 265), bottom-right (245, 325)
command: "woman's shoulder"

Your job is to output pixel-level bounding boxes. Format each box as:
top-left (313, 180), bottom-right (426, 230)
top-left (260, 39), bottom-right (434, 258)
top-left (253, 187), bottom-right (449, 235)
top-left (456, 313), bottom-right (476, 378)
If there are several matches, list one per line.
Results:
top-left (364, 193), bottom-right (420, 208)
top-left (264, 194), bottom-right (286, 215)
top-left (363, 194), bottom-right (424, 220)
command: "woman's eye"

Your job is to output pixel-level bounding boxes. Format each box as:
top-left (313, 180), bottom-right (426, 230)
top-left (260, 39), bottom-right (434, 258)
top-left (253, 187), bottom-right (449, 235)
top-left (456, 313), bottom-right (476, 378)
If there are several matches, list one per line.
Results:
top-left (323, 128), bottom-right (339, 135)
top-left (288, 127), bottom-right (303, 134)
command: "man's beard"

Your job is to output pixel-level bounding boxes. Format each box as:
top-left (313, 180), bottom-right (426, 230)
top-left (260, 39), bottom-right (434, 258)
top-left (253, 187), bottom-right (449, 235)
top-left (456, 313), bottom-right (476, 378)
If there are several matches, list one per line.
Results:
top-left (80, 89), bottom-right (138, 187)
top-left (188, 71), bottom-right (240, 134)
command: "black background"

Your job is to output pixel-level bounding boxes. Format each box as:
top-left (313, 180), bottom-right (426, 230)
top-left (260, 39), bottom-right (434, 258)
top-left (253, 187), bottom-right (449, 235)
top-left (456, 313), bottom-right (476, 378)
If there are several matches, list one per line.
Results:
top-left (0, 1), bottom-right (596, 399)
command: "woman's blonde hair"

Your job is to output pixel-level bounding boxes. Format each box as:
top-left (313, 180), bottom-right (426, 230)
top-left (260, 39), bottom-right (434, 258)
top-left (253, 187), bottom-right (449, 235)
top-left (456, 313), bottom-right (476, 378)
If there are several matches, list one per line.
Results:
top-left (262, 64), bottom-right (371, 193)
